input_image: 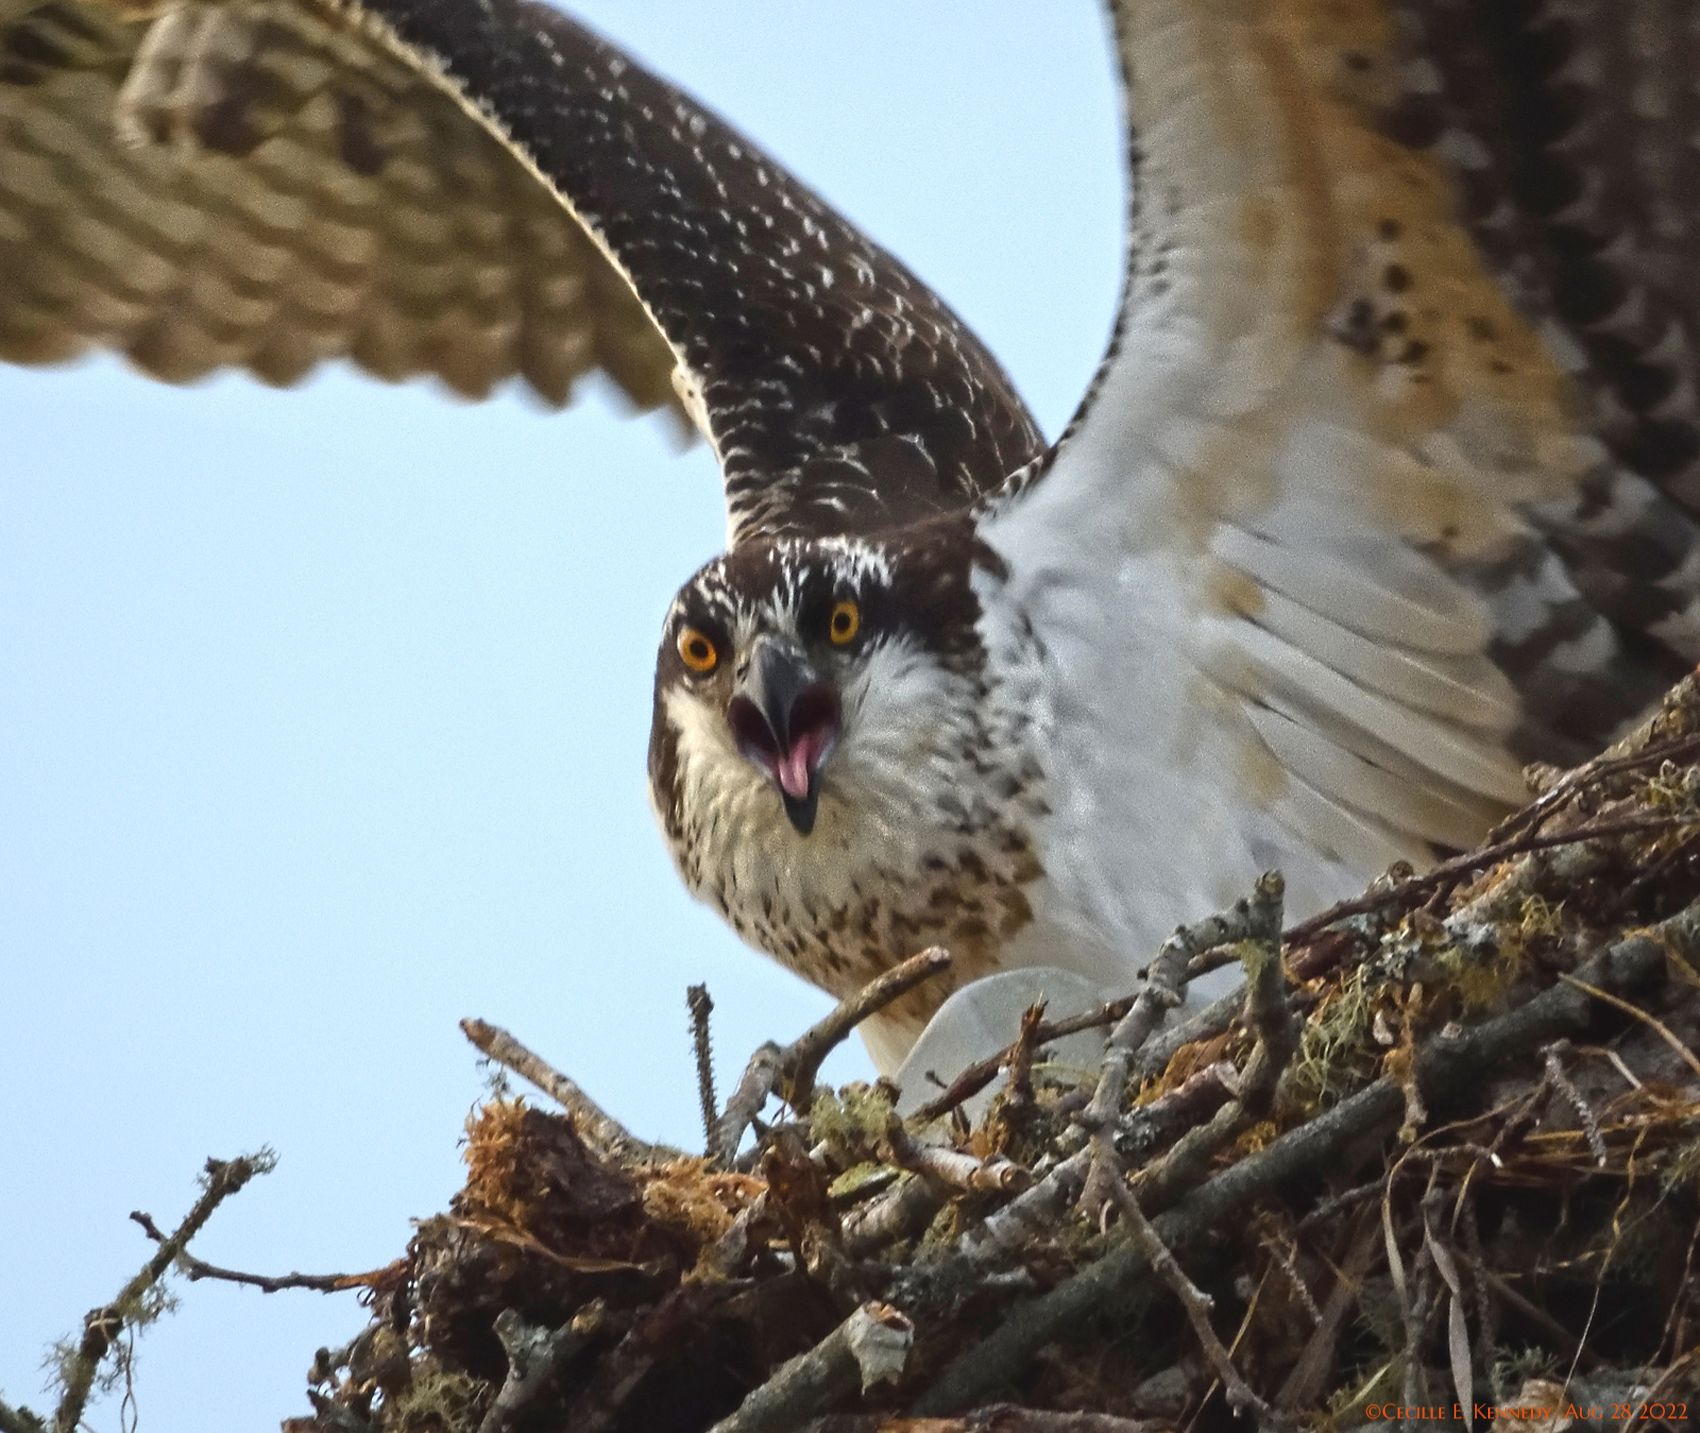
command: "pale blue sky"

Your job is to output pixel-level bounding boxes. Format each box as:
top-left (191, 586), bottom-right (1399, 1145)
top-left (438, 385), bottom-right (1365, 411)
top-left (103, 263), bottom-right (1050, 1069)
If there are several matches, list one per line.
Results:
top-left (0, 5), bottom-right (1121, 1425)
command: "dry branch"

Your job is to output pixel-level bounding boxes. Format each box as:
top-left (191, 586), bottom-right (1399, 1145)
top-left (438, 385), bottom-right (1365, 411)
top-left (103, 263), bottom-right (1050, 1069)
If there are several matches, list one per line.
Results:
top-left (912, 917), bottom-right (1684, 1413)
top-left (55, 1153), bottom-right (273, 1433)
top-left (711, 1303), bottom-right (914, 1433)
top-left (460, 1017), bottom-right (671, 1162)
top-left (710, 948), bottom-right (953, 1164)
top-left (129, 1211), bottom-right (399, 1294)
top-left (20, 680), bottom-right (1700, 1433)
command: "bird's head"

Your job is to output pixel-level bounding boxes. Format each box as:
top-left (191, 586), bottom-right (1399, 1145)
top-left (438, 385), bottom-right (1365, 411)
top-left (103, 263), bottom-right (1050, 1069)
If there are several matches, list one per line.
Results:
top-left (648, 526), bottom-right (985, 844)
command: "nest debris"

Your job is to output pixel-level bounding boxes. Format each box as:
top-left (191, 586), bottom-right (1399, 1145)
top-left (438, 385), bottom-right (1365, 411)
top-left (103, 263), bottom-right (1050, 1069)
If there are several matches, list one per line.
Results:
top-left (9, 681), bottom-right (1700, 1433)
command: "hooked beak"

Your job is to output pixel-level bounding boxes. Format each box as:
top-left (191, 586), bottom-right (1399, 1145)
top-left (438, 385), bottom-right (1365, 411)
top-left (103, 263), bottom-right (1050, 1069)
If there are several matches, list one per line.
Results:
top-left (726, 638), bottom-right (841, 835)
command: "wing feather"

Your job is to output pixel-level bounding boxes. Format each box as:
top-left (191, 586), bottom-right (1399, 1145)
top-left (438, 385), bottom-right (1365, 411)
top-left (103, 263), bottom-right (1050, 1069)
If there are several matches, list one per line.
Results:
top-left (0, 0), bottom-right (1042, 540)
top-left (1, 0), bottom-right (656, 405)
top-left (985, 0), bottom-right (1700, 926)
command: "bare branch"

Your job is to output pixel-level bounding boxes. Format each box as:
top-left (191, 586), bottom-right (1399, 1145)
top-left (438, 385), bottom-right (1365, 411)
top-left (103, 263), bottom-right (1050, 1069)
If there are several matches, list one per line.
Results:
top-left (913, 907), bottom-right (1685, 1414)
top-left (0, 1399), bottom-right (46, 1433)
top-left (710, 949), bottom-right (953, 1165)
top-left (129, 1211), bottom-right (396, 1295)
top-left (711, 1302), bottom-right (914, 1433)
top-left (479, 1304), bottom-right (605, 1433)
top-left (911, 994), bottom-right (1137, 1124)
top-left (1090, 874), bottom-right (1285, 1133)
top-left (971, 1060), bottom-right (1236, 1263)
top-left (841, 1175), bottom-right (944, 1259)
top-left (688, 984), bottom-right (719, 1147)
top-left (1080, 875), bottom-right (1284, 1216)
top-left (460, 1017), bottom-right (671, 1163)
top-left (1103, 1174), bottom-right (1277, 1423)
top-left (54, 1153), bottom-right (274, 1433)
top-left (711, 1041), bottom-right (785, 1168)
top-left (884, 1117), bottom-right (1031, 1194)
top-left (786, 948), bottom-right (953, 1110)
top-left (1281, 814), bottom-right (1693, 950)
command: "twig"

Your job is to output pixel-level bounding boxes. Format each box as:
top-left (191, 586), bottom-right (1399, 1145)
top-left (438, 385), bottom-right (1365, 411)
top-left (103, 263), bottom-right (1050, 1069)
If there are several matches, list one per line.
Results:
top-left (1277, 1214), bottom-right (1382, 1411)
top-left (1103, 1174), bottom-right (1277, 1423)
top-left (128, 1211), bottom-right (396, 1294)
top-left (460, 1017), bottom-right (671, 1162)
top-left (911, 995), bottom-right (1137, 1123)
top-left (1131, 985), bottom-right (1248, 1087)
top-left (1557, 972), bottom-right (1700, 1079)
top-left (1116, 1060), bottom-right (1238, 1156)
top-left (54, 1153), bottom-right (274, 1433)
top-left (974, 1145), bottom-right (1094, 1258)
top-left (1295, 1179), bottom-right (1384, 1234)
top-left (479, 1304), bottom-right (604, 1433)
top-left (841, 1174), bottom-right (944, 1258)
top-left (1078, 874), bottom-right (1284, 1214)
top-left (712, 1042), bottom-right (785, 1168)
top-left (884, 1118), bottom-right (1031, 1194)
top-left (711, 1302), bottom-right (914, 1433)
top-left (970, 1061), bottom-right (1237, 1263)
top-left (1612, 827), bottom-right (1700, 915)
top-left (1476, 1269), bottom-right (1603, 1372)
top-left (1094, 875), bottom-right (1285, 1127)
top-left (1128, 924), bottom-right (1298, 1217)
top-left (1267, 1235), bottom-right (1324, 1329)
top-left (1490, 731), bottom-right (1700, 845)
top-left (786, 949), bottom-right (952, 1110)
top-left (710, 949), bottom-right (953, 1165)
top-left (1395, 1186), bottom-right (1438, 1409)
top-left (0, 1400), bottom-right (45, 1433)
top-left (1282, 814), bottom-right (1694, 950)
top-left (1235, 930), bottom-right (1301, 1114)
top-left (912, 908), bottom-right (1684, 1413)
top-left (1005, 1000), bottom-right (1046, 1111)
top-left (689, 984), bottom-right (718, 1148)
top-left (1541, 1041), bottom-right (1607, 1166)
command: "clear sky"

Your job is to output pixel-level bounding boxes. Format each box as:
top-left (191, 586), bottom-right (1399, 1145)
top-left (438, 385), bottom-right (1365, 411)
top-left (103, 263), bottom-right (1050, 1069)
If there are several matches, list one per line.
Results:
top-left (0, 4), bottom-right (1121, 1425)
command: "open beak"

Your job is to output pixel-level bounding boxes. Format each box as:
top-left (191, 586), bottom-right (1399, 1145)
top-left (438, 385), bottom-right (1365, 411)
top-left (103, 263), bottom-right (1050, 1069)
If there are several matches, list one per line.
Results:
top-left (726, 637), bottom-right (841, 835)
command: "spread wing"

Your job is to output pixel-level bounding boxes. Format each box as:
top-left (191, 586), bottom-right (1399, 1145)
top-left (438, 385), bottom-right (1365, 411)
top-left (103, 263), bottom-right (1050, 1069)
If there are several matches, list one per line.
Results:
top-left (987, 0), bottom-right (1700, 919)
top-left (0, 0), bottom-right (1041, 543)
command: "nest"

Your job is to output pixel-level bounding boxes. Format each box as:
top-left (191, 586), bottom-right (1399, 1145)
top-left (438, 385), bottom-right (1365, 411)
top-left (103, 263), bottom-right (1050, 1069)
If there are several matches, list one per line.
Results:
top-left (271, 681), bottom-right (1700, 1433)
top-left (16, 684), bottom-right (1700, 1433)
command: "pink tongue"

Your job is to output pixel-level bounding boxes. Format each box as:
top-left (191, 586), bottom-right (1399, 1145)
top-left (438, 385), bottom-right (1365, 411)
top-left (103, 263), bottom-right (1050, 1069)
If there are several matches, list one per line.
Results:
top-left (777, 737), bottom-right (815, 801)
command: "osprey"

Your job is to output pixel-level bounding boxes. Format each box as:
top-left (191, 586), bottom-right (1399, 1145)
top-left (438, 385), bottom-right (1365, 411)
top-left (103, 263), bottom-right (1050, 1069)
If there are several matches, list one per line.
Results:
top-left (6, 0), bottom-right (1700, 1072)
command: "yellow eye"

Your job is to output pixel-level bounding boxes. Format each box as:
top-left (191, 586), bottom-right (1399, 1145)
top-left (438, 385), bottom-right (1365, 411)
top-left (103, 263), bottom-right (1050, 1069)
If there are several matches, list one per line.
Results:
top-left (677, 626), bottom-right (719, 673)
top-left (829, 599), bottom-right (861, 645)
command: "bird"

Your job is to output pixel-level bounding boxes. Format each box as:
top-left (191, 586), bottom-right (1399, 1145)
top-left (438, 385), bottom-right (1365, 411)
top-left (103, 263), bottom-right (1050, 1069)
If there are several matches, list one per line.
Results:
top-left (6, 0), bottom-right (1700, 1075)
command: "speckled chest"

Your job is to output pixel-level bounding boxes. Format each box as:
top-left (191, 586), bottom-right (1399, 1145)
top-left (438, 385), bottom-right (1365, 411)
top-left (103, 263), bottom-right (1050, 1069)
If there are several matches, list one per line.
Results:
top-left (650, 542), bottom-right (1052, 1032)
top-left (669, 719), bottom-right (1047, 1031)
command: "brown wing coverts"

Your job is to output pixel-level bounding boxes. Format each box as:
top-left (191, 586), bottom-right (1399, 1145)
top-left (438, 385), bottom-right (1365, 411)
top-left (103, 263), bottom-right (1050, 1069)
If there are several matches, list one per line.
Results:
top-left (0, 0), bottom-right (1043, 543)
top-left (1395, 0), bottom-right (1700, 494)
top-left (358, 0), bottom-right (1041, 541)
top-left (0, 0), bottom-right (675, 408)
top-left (1386, 0), bottom-right (1700, 752)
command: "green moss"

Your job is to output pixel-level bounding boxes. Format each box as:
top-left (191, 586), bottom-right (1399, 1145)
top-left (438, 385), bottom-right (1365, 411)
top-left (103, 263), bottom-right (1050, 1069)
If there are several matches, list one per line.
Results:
top-left (808, 1085), bottom-right (894, 1153)
top-left (385, 1365), bottom-right (488, 1433)
top-left (1288, 965), bottom-right (1377, 1113)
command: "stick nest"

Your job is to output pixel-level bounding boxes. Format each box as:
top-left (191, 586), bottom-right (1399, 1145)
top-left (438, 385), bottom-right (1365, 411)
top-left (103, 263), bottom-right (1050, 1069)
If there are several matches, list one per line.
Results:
top-left (265, 678), bottom-right (1700, 1432)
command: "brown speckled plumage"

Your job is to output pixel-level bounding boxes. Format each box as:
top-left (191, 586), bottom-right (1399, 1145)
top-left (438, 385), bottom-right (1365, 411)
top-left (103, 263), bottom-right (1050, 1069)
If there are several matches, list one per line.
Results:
top-left (16, 1), bottom-right (1700, 1073)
